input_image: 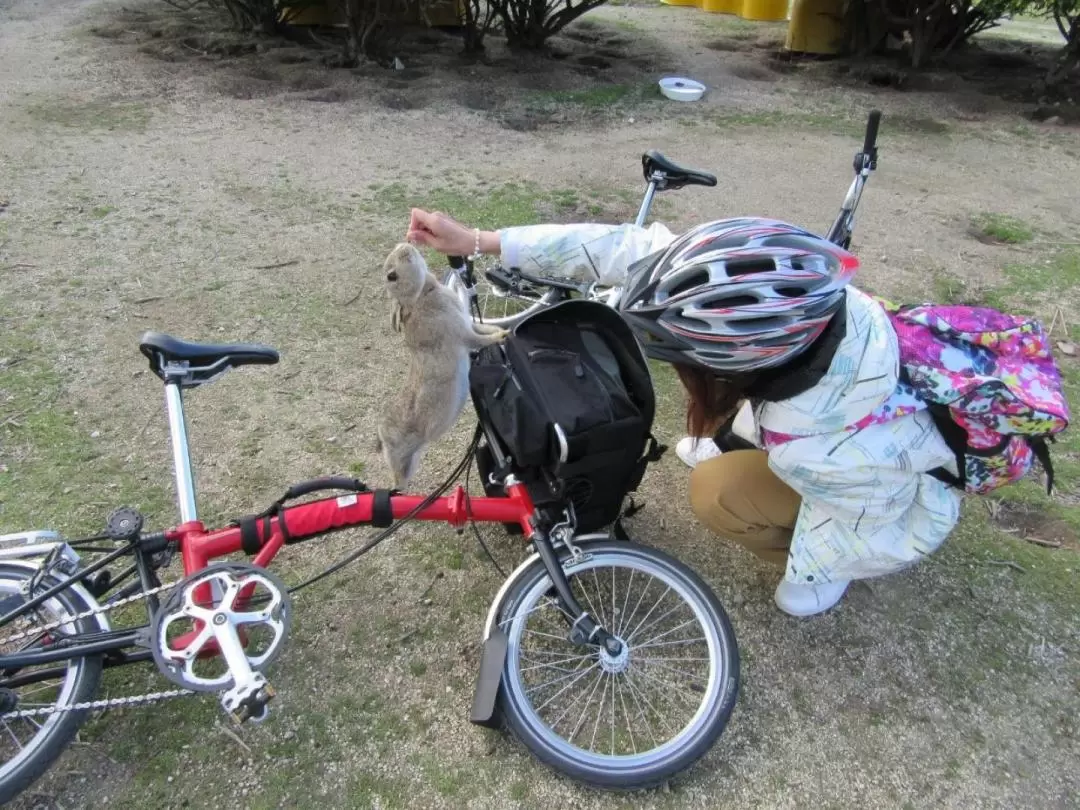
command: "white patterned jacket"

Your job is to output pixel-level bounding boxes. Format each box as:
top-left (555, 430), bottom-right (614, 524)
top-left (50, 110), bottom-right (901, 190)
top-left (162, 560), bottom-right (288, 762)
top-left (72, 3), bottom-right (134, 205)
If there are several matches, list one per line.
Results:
top-left (497, 220), bottom-right (963, 584)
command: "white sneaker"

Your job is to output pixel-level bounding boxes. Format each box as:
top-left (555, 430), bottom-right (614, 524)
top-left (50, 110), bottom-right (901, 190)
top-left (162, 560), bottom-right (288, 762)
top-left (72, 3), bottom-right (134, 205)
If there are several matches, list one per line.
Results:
top-left (675, 436), bottom-right (723, 468)
top-left (774, 578), bottom-right (851, 617)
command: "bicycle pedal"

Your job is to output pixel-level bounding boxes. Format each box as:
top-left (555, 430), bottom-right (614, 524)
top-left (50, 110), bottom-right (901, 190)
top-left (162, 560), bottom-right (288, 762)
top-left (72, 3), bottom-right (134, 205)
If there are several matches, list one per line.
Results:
top-left (227, 683), bottom-right (276, 725)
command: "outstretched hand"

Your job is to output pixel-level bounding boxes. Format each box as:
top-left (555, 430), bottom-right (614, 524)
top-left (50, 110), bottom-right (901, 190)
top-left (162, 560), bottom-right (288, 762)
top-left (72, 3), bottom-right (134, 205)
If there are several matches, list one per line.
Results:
top-left (406, 208), bottom-right (500, 257)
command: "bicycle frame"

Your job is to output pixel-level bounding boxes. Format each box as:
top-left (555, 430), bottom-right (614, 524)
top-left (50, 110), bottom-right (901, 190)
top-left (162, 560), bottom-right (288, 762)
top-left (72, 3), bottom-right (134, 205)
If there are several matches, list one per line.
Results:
top-left (0, 366), bottom-right (621, 677)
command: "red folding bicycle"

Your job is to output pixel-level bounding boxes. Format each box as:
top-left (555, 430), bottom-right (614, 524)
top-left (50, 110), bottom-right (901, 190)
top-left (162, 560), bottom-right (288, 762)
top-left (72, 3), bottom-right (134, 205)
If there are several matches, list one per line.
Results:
top-left (0, 291), bottom-right (740, 803)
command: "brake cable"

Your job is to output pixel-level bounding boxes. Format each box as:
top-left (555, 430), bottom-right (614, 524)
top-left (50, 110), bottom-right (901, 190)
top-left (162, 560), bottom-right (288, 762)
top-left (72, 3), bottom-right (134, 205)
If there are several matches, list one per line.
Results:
top-left (286, 427), bottom-right (483, 595)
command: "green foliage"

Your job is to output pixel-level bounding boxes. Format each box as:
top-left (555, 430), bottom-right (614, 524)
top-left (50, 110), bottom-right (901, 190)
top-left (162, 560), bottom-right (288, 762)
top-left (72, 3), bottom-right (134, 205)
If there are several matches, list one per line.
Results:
top-left (489, 0), bottom-right (611, 48)
top-left (846, 0), bottom-right (1040, 67)
top-left (972, 212), bottom-right (1035, 244)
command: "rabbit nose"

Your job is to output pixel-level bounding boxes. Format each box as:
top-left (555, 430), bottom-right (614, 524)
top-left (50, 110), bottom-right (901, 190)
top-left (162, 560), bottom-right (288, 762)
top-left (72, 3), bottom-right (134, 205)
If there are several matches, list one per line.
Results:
top-left (386, 270), bottom-right (398, 282)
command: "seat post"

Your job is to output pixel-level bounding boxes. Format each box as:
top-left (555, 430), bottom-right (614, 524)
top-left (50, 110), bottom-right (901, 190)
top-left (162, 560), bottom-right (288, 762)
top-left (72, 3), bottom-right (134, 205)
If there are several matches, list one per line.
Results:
top-left (164, 380), bottom-right (199, 524)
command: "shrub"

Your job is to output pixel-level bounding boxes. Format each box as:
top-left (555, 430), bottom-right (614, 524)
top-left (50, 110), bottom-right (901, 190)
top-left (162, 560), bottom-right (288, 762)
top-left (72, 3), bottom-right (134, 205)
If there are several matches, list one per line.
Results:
top-left (488, 0), bottom-right (609, 49)
top-left (845, 0), bottom-right (1038, 67)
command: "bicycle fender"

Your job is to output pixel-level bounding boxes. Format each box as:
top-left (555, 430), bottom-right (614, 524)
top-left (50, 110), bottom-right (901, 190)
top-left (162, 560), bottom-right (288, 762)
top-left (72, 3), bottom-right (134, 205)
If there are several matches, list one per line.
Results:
top-left (469, 626), bottom-right (507, 729)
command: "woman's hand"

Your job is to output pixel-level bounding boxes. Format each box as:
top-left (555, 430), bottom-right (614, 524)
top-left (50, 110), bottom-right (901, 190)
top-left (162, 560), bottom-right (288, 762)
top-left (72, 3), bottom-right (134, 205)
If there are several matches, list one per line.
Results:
top-left (406, 208), bottom-right (500, 257)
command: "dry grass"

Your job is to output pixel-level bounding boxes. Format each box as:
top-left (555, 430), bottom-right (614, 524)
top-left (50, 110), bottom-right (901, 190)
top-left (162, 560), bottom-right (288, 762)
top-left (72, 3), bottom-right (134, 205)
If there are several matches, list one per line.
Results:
top-left (1, 0), bottom-right (1078, 808)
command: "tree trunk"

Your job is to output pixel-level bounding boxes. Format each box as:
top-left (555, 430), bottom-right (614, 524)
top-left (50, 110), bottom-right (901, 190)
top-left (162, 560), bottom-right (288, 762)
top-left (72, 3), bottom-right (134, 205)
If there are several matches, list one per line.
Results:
top-left (1047, 16), bottom-right (1080, 88)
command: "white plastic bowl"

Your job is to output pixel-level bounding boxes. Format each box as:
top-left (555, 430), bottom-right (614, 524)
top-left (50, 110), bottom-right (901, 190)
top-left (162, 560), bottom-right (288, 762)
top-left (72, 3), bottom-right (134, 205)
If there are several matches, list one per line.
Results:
top-left (658, 77), bottom-right (706, 102)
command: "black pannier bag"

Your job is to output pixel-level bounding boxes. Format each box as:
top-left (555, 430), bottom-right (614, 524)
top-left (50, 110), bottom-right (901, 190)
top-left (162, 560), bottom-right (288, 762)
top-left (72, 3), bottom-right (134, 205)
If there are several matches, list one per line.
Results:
top-left (469, 300), bottom-right (665, 534)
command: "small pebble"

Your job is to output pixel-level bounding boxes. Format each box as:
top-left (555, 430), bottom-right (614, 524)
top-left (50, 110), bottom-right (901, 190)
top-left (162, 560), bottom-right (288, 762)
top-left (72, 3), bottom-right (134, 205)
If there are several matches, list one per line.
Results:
top-left (91, 430), bottom-right (100, 438)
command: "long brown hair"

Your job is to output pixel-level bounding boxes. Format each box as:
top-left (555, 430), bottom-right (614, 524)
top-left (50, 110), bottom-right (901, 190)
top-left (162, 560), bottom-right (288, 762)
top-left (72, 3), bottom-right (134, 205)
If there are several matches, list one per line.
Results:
top-left (673, 363), bottom-right (755, 439)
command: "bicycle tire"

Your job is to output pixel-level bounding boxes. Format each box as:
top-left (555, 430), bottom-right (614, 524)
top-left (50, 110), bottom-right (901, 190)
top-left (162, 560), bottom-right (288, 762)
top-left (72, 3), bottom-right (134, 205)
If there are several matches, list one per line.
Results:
top-left (443, 267), bottom-right (561, 329)
top-left (0, 563), bottom-right (105, 807)
top-left (494, 540), bottom-right (739, 790)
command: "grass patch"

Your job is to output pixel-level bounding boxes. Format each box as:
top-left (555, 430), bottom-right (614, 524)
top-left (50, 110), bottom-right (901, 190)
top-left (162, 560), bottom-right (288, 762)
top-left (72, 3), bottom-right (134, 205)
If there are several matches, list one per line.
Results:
top-left (24, 98), bottom-right (152, 133)
top-left (999, 250), bottom-right (1080, 303)
top-left (0, 316), bottom-right (171, 535)
top-left (530, 80), bottom-right (660, 111)
top-left (971, 212), bottom-right (1035, 244)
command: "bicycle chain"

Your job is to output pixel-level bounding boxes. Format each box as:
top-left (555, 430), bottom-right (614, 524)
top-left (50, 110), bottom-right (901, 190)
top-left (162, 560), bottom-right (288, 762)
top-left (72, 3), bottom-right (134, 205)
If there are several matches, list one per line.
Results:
top-left (1, 576), bottom-right (191, 718)
top-left (0, 578), bottom-right (182, 645)
top-left (3, 689), bottom-right (196, 719)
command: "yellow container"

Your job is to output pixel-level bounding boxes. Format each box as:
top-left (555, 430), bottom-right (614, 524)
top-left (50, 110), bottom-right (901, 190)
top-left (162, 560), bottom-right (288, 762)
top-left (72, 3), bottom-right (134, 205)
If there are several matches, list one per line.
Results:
top-left (702, 0), bottom-right (739, 13)
top-left (784, 0), bottom-right (844, 53)
top-left (662, 0), bottom-right (789, 21)
top-left (740, 0), bottom-right (789, 20)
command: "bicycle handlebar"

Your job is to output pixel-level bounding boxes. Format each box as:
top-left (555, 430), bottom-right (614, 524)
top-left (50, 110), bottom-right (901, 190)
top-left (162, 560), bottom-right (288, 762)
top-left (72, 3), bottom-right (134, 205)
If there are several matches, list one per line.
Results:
top-left (862, 109), bottom-right (881, 158)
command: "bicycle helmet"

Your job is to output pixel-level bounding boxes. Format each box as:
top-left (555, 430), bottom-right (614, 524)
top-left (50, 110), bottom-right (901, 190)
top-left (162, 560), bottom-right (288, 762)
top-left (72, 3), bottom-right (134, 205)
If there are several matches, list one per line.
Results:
top-left (617, 217), bottom-right (859, 374)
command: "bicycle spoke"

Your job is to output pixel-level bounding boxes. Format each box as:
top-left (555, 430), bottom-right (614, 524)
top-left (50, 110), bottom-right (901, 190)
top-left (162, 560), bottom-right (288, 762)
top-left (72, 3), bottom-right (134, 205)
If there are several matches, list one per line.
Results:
top-left (619, 575), bottom-right (653, 642)
top-left (617, 569), bottom-right (635, 636)
top-left (547, 663), bottom-right (606, 732)
top-left (622, 669), bottom-right (677, 739)
top-left (625, 599), bottom-right (691, 647)
top-left (631, 636), bottom-right (709, 652)
top-left (526, 660), bottom-right (597, 696)
top-left (532, 661), bottom-right (600, 715)
top-left (624, 585), bottom-right (671, 644)
top-left (588, 669), bottom-right (610, 752)
top-left (628, 667), bottom-right (702, 713)
top-left (566, 669), bottom-right (607, 746)
top-left (2, 720), bottom-right (24, 750)
top-left (630, 617), bottom-right (700, 649)
top-left (616, 675), bottom-right (638, 755)
top-left (589, 568), bottom-right (607, 628)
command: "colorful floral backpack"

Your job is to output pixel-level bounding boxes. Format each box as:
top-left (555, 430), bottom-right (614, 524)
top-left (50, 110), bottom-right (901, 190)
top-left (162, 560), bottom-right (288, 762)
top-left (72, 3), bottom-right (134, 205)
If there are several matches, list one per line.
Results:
top-left (872, 297), bottom-right (1072, 495)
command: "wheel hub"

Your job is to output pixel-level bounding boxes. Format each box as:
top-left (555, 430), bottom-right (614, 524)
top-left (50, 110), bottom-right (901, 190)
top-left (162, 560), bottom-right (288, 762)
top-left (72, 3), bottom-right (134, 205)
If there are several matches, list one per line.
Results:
top-left (597, 635), bottom-right (630, 674)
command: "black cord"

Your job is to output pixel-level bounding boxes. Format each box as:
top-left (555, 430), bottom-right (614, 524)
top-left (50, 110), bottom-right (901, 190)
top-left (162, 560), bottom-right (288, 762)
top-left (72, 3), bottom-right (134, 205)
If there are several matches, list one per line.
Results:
top-left (464, 456), bottom-right (507, 578)
top-left (286, 428), bottom-right (482, 595)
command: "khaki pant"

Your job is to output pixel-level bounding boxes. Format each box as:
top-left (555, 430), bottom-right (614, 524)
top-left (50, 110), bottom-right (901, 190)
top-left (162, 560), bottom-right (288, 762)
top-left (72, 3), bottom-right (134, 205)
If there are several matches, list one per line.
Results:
top-left (689, 449), bottom-right (802, 566)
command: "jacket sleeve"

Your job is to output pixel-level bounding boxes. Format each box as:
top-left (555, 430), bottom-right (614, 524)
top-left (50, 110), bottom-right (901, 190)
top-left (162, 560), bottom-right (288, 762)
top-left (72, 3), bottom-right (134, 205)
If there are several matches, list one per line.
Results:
top-left (767, 413), bottom-right (962, 585)
top-left (496, 222), bottom-right (678, 287)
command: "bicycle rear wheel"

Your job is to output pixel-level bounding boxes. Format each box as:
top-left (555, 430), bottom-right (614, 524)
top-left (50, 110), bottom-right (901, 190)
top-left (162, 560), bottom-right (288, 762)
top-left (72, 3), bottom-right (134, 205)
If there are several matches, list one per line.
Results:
top-left (0, 563), bottom-right (104, 806)
top-left (444, 265), bottom-right (561, 329)
top-left (495, 540), bottom-right (739, 790)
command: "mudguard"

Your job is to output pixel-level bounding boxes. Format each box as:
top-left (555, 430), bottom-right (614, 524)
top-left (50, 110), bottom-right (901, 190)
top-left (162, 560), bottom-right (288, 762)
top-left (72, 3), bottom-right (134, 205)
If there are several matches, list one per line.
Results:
top-left (469, 626), bottom-right (508, 728)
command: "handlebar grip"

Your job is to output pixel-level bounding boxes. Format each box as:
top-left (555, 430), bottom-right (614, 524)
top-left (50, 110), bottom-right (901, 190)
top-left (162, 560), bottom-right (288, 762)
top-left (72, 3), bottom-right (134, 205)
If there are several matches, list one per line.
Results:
top-left (863, 109), bottom-right (881, 156)
top-left (280, 477), bottom-right (369, 502)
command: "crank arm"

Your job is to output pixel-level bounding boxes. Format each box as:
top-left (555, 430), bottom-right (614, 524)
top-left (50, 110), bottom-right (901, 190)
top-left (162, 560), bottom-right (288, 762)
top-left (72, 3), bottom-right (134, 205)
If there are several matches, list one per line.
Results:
top-left (207, 610), bottom-right (274, 723)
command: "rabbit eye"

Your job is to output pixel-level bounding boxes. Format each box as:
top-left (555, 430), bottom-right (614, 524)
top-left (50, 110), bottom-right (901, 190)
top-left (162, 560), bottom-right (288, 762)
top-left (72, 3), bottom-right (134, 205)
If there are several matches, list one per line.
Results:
top-left (386, 271), bottom-right (398, 282)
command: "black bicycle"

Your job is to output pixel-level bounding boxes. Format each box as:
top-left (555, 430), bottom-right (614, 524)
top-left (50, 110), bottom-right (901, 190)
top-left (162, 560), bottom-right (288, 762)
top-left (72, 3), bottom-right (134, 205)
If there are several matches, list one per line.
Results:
top-left (444, 109), bottom-right (882, 328)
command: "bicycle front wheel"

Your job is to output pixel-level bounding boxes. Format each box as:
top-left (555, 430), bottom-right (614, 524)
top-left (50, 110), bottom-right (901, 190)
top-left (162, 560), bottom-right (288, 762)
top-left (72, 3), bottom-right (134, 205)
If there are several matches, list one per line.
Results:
top-left (0, 563), bottom-right (104, 806)
top-left (443, 266), bottom-right (561, 329)
top-left (496, 541), bottom-right (740, 790)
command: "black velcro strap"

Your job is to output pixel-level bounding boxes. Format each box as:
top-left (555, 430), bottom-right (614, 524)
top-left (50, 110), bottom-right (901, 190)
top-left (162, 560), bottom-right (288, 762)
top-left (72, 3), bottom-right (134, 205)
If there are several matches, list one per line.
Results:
top-left (371, 489), bottom-right (394, 528)
top-left (239, 516), bottom-right (262, 555)
top-left (644, 434), bottom-right (667, 462)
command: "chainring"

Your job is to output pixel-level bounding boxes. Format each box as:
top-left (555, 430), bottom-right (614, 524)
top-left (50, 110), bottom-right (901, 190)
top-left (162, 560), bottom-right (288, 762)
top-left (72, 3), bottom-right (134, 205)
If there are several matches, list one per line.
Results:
top-left (149, 562), bottom-right (292, 693)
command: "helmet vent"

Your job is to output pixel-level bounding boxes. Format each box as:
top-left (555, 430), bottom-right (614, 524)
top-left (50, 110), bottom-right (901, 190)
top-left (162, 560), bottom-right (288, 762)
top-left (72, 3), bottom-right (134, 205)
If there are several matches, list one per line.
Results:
top-left (667, 270), bottom-right (710, 298)
top-left (774, 286), bottom-right (808, 298)
top-left (725, 258), bottom-right (775, 277)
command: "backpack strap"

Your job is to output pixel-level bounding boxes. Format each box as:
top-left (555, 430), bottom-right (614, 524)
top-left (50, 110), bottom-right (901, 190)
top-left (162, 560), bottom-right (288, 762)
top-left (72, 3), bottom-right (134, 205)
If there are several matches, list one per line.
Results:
top-left (924, 401), bottom-right (969, 492)
top-left (1028, 435), bottom-right (1056, 495)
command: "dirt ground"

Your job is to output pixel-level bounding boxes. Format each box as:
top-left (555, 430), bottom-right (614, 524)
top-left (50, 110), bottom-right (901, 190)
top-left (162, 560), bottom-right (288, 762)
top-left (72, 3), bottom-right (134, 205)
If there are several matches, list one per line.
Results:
top-left (1, 0), bottom-right (1079, 807)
